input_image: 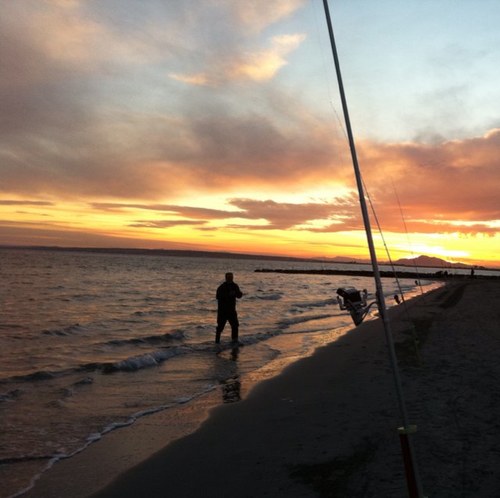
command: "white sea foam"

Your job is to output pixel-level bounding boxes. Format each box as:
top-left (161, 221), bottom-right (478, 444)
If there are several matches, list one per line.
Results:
top-left (105, 347), bottom-right (188, 372)
top-left (5, 385), bottom-right (218, 498)
top-left (253, 293), bottom-right (283, 301)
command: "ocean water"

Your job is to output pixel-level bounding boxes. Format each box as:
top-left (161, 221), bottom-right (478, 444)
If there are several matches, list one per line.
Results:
top-left (0, 248), bottom-right (438, 497)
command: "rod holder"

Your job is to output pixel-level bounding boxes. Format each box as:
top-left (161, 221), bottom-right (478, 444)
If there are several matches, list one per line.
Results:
top-left (398, 426), bottom-right (423, 498)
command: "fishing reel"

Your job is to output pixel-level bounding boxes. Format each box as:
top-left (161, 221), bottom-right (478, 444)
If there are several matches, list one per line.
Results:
top-left (336, 287), bottom-right (378, 326)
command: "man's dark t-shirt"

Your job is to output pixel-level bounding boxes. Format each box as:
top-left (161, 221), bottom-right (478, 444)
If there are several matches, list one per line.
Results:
top-left (216, 281), bottom-right (243, 311)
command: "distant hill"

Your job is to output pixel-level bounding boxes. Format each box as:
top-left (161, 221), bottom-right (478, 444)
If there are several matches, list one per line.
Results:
top-left (393, 255), bottom-right (482, 269)
top-left (0, 245), bottom-right (331, 264)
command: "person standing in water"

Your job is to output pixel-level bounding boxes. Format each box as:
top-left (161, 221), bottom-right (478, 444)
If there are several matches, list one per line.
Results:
top-left (215, 272), bottom-right (243, 344)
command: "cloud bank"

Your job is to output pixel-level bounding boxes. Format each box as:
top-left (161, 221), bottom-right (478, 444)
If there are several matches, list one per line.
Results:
top-left (0, 1), bottom-right (498, 260)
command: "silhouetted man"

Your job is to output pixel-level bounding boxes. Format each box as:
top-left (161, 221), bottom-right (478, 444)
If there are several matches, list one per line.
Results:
top-left (215, 272), bottom-right (243, 344)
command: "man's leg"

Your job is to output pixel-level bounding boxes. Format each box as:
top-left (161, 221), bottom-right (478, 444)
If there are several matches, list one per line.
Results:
top-left (216, 313), bottom-right (226, 343)
top-left (228, 312), bottom-right (239, 342)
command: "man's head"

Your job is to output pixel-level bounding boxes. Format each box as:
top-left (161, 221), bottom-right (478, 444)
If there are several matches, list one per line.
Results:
top-left (225, 272), bottom-right (234, 282)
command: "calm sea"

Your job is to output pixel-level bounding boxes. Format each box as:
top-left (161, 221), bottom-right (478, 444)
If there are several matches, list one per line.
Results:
top-left (0, 248), bottom-right (441, 497)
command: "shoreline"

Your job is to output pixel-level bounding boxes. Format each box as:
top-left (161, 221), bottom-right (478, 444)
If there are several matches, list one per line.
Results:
top-left (12, 318), bottom-right (355, 498)
top-left (19, 281), bottom-right (500, 497)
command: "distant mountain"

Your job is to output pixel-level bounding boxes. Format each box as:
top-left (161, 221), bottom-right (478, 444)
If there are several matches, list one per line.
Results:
top-left (393, 255), bottom-right (480, 269)
top-left (0, 245), bottom-right (337, 264)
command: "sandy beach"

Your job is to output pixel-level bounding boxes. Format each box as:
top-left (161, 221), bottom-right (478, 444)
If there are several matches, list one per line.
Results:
top-left (22, 279), bottom-right (500, 498)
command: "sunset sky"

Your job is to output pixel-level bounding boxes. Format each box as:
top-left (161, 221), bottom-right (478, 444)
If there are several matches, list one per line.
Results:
top-left (1, 0), bottom-right (499, 267)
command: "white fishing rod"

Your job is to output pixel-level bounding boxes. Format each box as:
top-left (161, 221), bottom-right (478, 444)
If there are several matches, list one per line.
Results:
top-left (321, 1), bottom-right (425, 497)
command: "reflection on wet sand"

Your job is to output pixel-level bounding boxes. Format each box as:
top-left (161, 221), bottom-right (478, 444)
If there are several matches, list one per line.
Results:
top-left (220, 345), bottom-right (241, 403)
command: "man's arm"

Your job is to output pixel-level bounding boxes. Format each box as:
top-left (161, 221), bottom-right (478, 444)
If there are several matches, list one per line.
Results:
top-left (216, 284), bottom-right (223, 300)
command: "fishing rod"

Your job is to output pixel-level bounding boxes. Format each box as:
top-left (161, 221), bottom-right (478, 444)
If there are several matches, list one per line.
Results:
top-left (392, 181), bottom-right (426, 297)
top-left (321, 1), bottom-right (425, 497)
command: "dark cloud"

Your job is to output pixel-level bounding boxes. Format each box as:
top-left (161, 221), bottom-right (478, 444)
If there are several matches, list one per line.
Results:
top-left (90, 202), bottom-right (248, 219)
top-left (128, 220), bottom-right (207, 228)
top-left (0, 200), bottom-right (54, 206)
top-left (228, 197), bottom-right (359, 230)
top-left (0, 219), bottom-right (208, 250)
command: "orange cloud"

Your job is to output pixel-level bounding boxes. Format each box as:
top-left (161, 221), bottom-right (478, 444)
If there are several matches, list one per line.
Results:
top-left (169, 33), bottom-right (306, 86)
top-left (225, 0), bottom-right (306, 33)
top-left (356, 129), bottom-right (500, 235)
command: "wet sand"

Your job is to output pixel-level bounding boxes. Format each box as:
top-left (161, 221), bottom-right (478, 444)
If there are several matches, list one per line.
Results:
top-left (23, 280), bottom-right (500, 497)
